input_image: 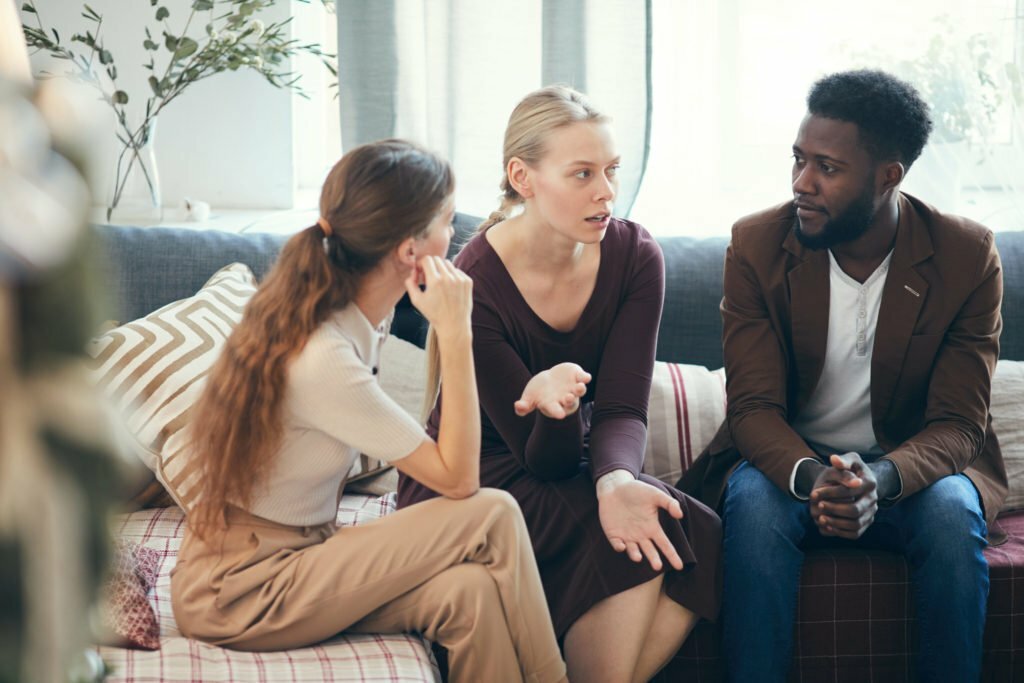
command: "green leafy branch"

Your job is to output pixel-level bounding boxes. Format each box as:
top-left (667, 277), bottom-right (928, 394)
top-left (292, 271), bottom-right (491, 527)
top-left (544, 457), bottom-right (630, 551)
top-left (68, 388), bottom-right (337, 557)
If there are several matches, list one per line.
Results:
top-left (21, 0), bottom-right (337, 217)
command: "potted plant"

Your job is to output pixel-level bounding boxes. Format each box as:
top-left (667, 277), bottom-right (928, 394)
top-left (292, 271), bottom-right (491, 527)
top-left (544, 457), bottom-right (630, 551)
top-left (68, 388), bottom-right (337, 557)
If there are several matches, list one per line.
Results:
top-left (22, 0), bottom-right (336, 223)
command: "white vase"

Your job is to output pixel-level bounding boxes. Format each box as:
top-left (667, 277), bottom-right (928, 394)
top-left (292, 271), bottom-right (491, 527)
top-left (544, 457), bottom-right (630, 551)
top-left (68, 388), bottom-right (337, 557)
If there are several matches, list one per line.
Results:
top-left (106, 116), bottom-right (162, 225)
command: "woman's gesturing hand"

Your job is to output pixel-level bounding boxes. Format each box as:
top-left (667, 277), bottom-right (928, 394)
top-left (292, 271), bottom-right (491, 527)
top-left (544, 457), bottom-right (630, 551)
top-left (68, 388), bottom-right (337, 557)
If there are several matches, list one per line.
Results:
top-left (597, 472), bottom-right (685, 572)
top-left (514, 362), bottom-right (592, 419)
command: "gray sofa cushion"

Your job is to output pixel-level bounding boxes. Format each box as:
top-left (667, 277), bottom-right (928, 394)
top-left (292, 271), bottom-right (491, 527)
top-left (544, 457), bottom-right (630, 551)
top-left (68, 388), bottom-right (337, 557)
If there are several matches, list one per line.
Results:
top-left (657, 236), bottom-right (729, 368)
top-left (93, 213), bottom-right (481, 346)
top-left (93, 221), bottom-right (1024, 365)
top-left (996, 231), bottom-right (1024, 362)
top-left (95, 225), bottom-right (287, 324)
top-left (656, 231), bottom-right (1024, 367)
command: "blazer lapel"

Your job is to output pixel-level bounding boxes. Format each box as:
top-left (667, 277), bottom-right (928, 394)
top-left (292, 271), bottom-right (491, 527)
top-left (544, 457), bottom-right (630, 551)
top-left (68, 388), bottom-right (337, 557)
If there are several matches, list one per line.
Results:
top-left (872, 194), bottom-right (933, 423)
top-left (785, 227), bottom-right (830, 411)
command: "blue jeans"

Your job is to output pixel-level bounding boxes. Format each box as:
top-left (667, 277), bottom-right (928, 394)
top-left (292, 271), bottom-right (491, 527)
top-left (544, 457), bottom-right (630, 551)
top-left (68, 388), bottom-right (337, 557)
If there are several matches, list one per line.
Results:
top-left (721, 461), bottom-right (989, 683)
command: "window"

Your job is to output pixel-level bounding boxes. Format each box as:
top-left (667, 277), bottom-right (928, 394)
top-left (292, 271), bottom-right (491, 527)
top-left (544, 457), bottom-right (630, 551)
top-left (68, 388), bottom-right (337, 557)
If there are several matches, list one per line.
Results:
top-left (293, 0), bottom-right (341, 203)
top-left (631, 0), bottom-right (1024, 236)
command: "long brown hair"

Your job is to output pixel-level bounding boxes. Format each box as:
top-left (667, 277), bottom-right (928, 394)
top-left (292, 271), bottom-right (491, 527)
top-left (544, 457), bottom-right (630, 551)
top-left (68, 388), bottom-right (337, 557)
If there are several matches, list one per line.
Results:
top-left (190, 139), bottom-right (453, 533)
top-left (421, 86), bottom-right (607, 418)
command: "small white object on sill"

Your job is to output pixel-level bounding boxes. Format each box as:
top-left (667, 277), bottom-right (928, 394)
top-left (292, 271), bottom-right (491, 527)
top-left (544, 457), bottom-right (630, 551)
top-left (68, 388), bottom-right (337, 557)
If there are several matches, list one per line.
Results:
top-left (183, 198), bottom-right (211, 222)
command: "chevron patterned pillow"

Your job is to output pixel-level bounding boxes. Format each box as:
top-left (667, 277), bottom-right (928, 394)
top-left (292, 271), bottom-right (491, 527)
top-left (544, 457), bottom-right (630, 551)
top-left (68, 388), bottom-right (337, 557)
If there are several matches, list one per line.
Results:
top-left (88, 263), bottom-right (258, 511)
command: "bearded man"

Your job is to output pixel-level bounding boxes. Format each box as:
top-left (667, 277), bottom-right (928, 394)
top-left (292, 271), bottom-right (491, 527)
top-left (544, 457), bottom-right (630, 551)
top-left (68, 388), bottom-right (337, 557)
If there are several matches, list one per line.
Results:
top-left (680, 69), bottom-right (1007, 683)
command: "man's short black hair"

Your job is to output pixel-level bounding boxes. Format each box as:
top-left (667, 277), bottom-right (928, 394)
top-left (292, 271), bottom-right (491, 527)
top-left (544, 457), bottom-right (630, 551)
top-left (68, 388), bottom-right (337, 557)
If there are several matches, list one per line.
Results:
top-left (807, 69), bottom-right (934, 169)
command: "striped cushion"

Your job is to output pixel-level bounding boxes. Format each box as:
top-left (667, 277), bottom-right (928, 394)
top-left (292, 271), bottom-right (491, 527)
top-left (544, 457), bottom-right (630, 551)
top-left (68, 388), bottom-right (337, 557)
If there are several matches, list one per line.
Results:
top-left (992, 359), bottom-right (1024, 511)
top-left (642, 362), bottom-right (726, 485)
top-left (89, 263), bottom-right (392, 510)
top-left (87, 263), bottom-right (258, 510)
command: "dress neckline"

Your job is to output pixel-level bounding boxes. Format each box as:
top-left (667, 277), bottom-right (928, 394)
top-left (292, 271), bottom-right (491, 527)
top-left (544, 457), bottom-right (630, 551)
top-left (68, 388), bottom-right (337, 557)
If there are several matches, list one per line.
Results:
top-left (478, 223), bottom-right (612, 340)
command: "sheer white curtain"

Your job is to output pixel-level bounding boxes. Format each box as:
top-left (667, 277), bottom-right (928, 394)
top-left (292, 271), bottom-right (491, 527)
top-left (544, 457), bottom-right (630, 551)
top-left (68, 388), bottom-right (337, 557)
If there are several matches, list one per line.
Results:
top-left (332, 0), bottom-right (1022, 234)
top-left (631, 0), bottom-right (1024, 236)
top-left (336, 0), bottom-right (652, 219)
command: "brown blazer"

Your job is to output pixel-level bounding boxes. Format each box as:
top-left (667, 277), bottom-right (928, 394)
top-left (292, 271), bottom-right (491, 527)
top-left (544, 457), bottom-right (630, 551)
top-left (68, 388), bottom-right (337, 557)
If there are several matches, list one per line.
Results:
top-left (678, 193), bottom-right (1008, 538)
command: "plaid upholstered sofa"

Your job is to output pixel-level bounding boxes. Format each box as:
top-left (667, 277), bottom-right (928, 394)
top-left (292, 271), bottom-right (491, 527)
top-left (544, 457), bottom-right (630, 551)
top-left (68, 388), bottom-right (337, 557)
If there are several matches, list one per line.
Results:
top-left (93, 217), bottom-right (1024, 682)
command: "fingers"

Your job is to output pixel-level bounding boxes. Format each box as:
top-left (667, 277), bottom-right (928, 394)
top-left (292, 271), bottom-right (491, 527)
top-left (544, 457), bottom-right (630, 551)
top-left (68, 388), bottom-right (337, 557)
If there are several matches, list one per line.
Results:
top-left (611, 528), bottom-right (683, 573)
top-left (514, 398), bottom-right (535, 417)
top-left (576, 369), bottom-right (593, 384)
top-left (829, 453), bottom-right (850, 469)
top-left (651, 491), bottom-right (685, 521)
top-left (653, 529), bottom-right (684, 571)
top-left (538, 399), bottom-right (567, 420)
top-left (816, 494), bottom-right (877, 525)
top-left (625, 541), bottom-right (643, 564)
top-left (812, 483), bottom-right (859, 502)
top-left (403, 268), bottom-right (423, 303)
top-left (639, 539), bottom-right (663, 571)
top-left (830, 452), bottom-right (866, 474)
top-left (420, 254), bottom-right (444, 284)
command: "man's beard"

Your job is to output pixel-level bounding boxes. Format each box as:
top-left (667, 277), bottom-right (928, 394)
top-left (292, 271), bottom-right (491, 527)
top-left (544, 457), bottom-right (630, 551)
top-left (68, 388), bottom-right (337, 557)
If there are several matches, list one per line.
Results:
top-left (795, 184), bottom-right (877, 251)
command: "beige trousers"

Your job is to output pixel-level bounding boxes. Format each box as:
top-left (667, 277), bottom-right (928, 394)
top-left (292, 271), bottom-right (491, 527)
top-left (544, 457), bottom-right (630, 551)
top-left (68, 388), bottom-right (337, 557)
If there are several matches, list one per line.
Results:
top-left (171, 488), bottom-right (566, 683)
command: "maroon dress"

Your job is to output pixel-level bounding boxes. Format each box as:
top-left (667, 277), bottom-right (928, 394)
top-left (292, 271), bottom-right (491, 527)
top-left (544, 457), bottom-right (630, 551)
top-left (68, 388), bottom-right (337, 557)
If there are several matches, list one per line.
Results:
top-left (397, 218), bottom-right (721, 638)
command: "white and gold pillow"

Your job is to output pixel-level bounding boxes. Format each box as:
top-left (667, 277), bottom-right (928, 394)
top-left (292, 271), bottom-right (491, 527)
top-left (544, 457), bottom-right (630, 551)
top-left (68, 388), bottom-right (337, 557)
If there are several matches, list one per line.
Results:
top-left (87, 263), bottom-right (258, 509)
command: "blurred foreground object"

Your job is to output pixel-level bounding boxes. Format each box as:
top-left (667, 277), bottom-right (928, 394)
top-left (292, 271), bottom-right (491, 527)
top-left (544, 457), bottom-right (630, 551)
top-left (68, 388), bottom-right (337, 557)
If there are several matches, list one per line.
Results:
top-left (0, 73), bottom-right (132, 682)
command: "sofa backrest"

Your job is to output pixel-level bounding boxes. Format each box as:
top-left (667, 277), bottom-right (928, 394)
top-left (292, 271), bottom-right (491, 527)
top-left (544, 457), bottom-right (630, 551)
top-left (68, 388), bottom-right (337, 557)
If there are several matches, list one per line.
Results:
top-left (656, 230), bottom-right (1024, 368)
top-left (93, 220), bottom-right (1024, 369)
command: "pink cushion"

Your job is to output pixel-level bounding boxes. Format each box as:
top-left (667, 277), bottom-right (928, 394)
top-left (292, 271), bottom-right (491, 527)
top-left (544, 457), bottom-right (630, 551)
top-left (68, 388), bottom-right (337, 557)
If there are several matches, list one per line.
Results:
top-left (100, 541), bottom-right (162, 650)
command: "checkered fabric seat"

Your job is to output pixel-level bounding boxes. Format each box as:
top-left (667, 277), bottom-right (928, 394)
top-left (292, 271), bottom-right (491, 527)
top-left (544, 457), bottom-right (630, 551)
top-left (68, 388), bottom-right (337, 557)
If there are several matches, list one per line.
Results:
top-left (96, 494), bottom-right (441, 683)
top-left (655, 509), bottom-right (1024, 683)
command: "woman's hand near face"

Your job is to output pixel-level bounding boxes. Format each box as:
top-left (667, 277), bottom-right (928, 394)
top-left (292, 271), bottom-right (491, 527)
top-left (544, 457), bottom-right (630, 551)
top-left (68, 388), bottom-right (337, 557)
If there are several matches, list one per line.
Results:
top-left (514, 362), bottom-right (592, 419)
top-left (405, 256), bottom-right (472, 342)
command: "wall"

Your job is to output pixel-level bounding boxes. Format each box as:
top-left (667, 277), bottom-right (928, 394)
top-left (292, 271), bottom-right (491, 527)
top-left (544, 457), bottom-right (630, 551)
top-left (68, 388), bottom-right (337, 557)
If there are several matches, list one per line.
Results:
top-left (20, 0), bottom-right (300, 210)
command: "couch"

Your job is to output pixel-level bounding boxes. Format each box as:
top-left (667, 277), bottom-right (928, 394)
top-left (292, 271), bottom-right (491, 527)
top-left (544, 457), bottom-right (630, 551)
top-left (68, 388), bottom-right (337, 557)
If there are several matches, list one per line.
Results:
top-left (91, 215), bottom-right (1024, 682)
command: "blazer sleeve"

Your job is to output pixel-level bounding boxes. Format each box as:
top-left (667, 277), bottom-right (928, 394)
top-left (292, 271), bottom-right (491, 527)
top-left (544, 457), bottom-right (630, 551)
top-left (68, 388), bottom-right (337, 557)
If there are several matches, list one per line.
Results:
top-left (880, 231), bottom-right (1002, 499)
top-left (722, 225), bottom-right (820, 496)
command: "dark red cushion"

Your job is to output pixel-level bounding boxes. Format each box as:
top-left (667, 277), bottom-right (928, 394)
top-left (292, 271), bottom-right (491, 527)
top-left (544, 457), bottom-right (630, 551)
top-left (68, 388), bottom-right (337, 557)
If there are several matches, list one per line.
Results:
top-left (655, 510), bottom-right (1024, 682)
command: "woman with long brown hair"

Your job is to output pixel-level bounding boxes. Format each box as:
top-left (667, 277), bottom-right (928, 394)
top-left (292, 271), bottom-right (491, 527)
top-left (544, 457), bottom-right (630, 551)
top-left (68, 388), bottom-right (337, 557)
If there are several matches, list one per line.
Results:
top-left (171, 139), bottom-right (567, 683)
top-left (399, 88), bottom-right (722, 682)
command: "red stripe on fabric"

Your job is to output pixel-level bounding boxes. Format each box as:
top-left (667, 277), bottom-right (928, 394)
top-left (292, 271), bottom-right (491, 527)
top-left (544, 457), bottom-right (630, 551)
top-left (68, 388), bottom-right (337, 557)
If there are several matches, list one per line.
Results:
top-left (253, 650), bottom-right (267, 681)
top-left (283, 648), bottom-right (298, 683)
top-left (667, 362), bottom-right (692, 471)
top-left (314, 643), bottom-right (338, 682)
top-left (378, 633), bottom-right (399, 680)
top-left (666, 363), bottom-right (687, 473)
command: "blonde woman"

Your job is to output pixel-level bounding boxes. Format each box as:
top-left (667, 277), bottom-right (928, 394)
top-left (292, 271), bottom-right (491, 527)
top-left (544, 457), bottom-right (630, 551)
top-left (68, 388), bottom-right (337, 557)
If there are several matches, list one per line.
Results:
top-left (399, 88), bottom-right (722, 682)
top-left (171, 140), bottom-right (566, 683)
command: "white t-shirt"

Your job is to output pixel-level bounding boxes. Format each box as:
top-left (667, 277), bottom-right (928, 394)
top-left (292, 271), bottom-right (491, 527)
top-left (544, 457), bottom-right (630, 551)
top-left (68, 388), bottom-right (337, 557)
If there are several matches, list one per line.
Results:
top-left (244, 304), bottom-right (426, 526)
top-left (788, 250), bottom-right (893, 498)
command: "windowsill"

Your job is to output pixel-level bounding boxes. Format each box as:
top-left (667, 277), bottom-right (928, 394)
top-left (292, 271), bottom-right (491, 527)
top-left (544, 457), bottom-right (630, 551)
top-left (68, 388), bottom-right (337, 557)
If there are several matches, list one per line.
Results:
top-left (90, 194), bottom-right (319, 235)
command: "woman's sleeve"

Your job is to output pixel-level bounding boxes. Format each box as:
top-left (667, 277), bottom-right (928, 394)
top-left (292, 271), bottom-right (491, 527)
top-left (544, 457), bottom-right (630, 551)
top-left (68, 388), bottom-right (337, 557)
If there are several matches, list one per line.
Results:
top-left (472, 292), bottom-right (586, 480)
top-left (289, 336), bottom-right (427, 463)
top-left (589, 231), bottom-right (666, 481)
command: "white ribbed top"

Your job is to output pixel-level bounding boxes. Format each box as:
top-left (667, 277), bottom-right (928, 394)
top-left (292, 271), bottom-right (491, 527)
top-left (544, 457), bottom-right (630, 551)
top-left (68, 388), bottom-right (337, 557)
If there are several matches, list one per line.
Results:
top-left (244, 304), bottom-right (426, 525)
